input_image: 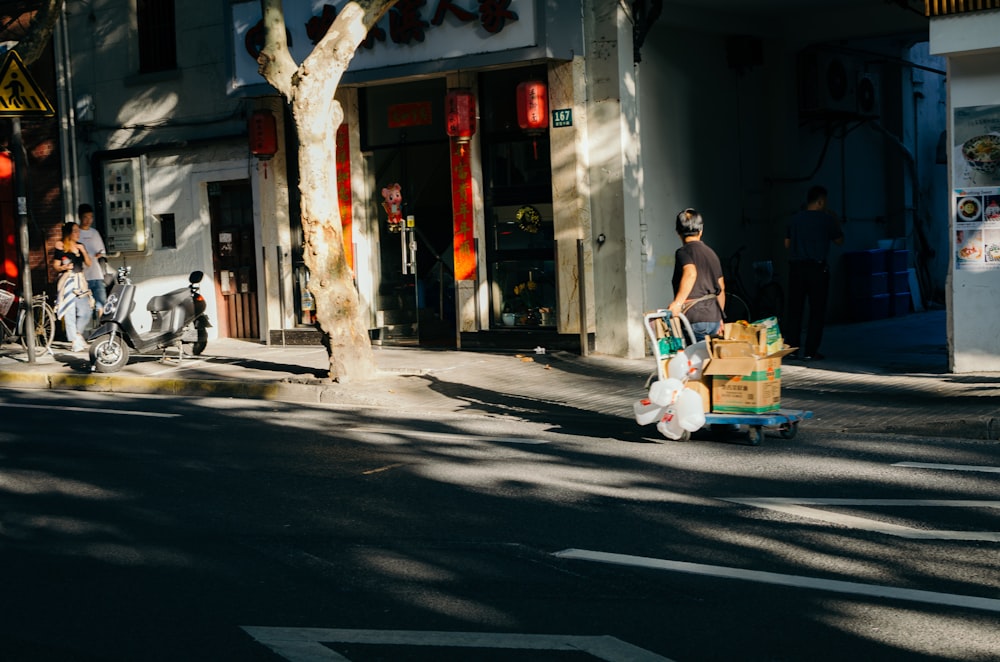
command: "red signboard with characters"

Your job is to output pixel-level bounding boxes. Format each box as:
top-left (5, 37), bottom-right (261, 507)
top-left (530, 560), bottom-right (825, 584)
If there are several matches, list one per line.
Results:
top-left (335, 124), bottom-right (354, 272)
top-left (450, 139), bottom-right (476, 281)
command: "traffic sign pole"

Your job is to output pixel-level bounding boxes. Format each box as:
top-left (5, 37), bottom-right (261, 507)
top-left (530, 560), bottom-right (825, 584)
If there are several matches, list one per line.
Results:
top-left (12, 117), bottom-right (37, 362)
top-left (0, 50), bottom-right (57, 363)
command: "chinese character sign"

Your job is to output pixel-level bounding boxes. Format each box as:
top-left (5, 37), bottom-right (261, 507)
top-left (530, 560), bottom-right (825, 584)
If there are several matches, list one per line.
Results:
top-left (450, 139), bottom-right (476, 280)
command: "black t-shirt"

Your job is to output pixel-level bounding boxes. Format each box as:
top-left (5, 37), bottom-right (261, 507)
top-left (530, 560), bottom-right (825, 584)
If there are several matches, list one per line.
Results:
top-left (54, 244), bottom-right (85, 273)
top-left (672, 240), bottom-right (723, 324)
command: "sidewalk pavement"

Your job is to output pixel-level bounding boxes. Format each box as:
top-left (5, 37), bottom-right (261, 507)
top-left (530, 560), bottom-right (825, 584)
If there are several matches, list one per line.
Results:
top-left (2, 308), bottom-right (999, 441)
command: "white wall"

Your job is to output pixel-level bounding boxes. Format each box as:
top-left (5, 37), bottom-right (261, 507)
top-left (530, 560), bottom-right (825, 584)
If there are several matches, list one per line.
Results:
top-left (931, 13), bottom-right (1000, 372)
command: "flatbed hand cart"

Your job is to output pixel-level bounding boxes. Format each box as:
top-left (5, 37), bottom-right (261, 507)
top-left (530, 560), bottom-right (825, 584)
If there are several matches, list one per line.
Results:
top-left (702, 409), bottom-right (814, 446)
top-left (642, 309), bottom-right (813, 445)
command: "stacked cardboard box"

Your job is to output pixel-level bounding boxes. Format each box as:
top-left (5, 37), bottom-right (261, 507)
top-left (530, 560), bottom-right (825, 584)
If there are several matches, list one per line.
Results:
top-left (702, 321), bottom-right (795, 414)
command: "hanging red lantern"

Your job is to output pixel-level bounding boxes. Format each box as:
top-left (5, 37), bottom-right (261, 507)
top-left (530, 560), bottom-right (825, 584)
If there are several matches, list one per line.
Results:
top-left (516, 80), bottom-right (549, 131)
top-left (445, 89), bottom-right (476, 141)
top-left (249, 109), bottom-right (278, 160)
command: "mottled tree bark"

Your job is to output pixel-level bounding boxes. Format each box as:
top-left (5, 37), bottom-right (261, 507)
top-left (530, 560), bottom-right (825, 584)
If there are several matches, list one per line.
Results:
top-left (257, 0), bottom-right (396, 382)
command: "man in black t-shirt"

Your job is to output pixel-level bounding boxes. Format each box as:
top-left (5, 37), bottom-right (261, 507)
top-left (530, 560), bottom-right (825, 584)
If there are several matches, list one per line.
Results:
top-left (668, 208), bottom-right (726, 342)
top-left (784, 185), bottom-right (844, 361)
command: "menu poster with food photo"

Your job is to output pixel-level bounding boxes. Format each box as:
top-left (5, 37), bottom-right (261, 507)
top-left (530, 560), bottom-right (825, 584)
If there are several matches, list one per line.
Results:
top-left (956, 229), bottom-right (984, 269)
top-left (954, 105), bottom-right (1000, 188)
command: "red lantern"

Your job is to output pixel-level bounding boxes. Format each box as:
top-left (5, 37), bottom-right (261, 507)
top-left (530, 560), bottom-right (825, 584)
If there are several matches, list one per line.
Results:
top-left (516, 80), bottom-right (549, 131)
top-left (445, 89), bottom-right (476, 141)
top-left (249, 110), bottom-right (278, 160)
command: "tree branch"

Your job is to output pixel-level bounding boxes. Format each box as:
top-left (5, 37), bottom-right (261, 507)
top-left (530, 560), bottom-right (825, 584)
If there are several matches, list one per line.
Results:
top-left (13, 0), bottom-right (62, 65)
top-left (257, 0), bottom-right (299, 101)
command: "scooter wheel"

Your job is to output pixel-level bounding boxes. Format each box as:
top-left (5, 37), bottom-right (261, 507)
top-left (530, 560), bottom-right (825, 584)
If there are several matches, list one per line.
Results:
top-left (192, 327), bottom-right (208, 356)
top-left (90, 334), bottom-right (129, 373)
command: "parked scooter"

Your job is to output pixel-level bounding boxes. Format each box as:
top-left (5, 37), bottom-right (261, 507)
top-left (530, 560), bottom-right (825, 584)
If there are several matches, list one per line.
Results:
top-left (88, 266), bottom-right (211, 373)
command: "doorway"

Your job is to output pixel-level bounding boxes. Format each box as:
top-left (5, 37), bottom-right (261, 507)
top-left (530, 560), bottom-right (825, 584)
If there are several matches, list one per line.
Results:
top-left (361, 80), bottom-right (455, 346)
top-left (208, 179), bottom-right (259, 339)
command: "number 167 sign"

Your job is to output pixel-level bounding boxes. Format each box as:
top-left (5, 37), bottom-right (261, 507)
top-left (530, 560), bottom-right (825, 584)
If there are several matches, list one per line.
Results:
top-left (552, 108), bottom-right (572, 128)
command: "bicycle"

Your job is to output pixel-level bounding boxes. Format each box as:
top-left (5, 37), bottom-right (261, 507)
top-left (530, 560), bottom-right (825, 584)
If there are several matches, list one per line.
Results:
top-left (0, 280), bottom-right (57, 353)
top-left (723, 246), bottom-right (785, 323)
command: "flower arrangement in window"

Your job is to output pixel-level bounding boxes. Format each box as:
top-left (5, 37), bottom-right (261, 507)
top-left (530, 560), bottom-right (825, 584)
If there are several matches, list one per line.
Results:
top-left (515, 205), bottom-right (541, 233)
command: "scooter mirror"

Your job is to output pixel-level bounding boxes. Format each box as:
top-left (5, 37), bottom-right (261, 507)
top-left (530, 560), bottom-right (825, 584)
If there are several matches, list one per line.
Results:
top-left (189, 270), bottom-right (204, 284)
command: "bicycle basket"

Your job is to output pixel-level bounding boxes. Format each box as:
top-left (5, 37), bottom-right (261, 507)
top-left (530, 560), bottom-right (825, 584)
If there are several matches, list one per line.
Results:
top-left (0, 287), bottom-right (15, 320)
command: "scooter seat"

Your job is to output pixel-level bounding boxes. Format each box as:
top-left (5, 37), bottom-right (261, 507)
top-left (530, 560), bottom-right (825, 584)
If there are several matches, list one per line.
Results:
top-left (146, 287), bottom-right (190, 313)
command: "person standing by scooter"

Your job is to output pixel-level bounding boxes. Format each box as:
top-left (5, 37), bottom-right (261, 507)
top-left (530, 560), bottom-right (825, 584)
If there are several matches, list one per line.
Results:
top-left (53, 222), bottom-right (94, 352)
top-left (77, 203), bottom-right (107, 317)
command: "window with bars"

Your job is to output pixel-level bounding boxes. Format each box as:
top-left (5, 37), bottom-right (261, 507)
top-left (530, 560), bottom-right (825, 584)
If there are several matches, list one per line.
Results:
top-left (137, 0), bottom-right (177, 73)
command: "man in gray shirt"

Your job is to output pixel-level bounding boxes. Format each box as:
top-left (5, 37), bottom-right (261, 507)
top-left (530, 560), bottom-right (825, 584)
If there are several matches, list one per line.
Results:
top-left (77, 203), bottom-right (107, 318)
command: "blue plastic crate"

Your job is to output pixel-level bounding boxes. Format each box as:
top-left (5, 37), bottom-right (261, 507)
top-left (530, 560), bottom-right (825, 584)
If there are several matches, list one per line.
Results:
top-left (844, 249), bottom-right (889, 276)
top-left (886, 249), bottom-right (909, 273)
top-left (889, 271), bottom-right (910, 294)
top-left (890, 292), bottom-right (910, 317)
top-left (847, 271), bottom-right (888, 297)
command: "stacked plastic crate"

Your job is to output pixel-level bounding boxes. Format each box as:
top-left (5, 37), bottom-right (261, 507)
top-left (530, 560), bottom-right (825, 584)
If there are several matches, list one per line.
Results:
top-left (886, 249), bottom-right (910, 317)
top-left (844, 249), bottom-right (890, 321)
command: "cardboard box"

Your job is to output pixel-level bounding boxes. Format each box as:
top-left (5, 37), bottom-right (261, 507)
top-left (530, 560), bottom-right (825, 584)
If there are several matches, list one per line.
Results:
top-left (723, 318), bottom-right (783, 356)
top-left (703, 339), bottom-right (795, 414)
top-left (686, 376), bottom-right (712, 413)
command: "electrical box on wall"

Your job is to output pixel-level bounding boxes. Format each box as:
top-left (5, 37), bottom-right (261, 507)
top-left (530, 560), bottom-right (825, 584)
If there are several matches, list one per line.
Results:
top-left (101, 157), bottom-right (147, 253)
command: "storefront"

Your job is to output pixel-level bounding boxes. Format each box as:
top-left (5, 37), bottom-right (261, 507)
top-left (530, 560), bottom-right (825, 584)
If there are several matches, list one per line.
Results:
top-left (232, 1), bottom-right (583, 349)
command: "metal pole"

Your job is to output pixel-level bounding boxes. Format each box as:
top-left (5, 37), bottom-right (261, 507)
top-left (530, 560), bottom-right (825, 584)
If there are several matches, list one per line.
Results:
top-left (577, 238), bottom-right (588, 357)
top-left (276, 245), bottom-right (285, 346)
top-left (12, 118), bottom-right (37, 363)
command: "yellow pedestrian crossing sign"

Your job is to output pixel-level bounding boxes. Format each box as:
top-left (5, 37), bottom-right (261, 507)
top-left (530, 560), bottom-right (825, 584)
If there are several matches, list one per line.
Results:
top-left (0, 51), bottom-right (55, 117)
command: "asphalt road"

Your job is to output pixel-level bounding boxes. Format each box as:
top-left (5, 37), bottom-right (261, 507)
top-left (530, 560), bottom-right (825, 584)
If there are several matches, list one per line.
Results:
top-left (1, 388), bottom-right (997, 661)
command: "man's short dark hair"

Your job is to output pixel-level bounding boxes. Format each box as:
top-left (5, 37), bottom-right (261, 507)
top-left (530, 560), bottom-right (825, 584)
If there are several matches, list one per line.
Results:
top-left (675, 208), bottom-right (704, 237)
top-left (78, 203), bottom-right (93, 216)
top-left (806, 186), bottom-right (827, 206)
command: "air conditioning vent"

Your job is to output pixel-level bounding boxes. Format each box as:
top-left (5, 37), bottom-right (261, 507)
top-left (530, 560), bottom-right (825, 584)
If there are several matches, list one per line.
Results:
top-left (856, 73), bottom-right (880, 117)
top-left (798, 51), bottom-right (857, 115)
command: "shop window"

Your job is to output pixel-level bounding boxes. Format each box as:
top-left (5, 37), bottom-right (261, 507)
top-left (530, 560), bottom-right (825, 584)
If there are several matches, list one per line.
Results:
top-left (137, 0), bottom-right (177, 74)
top-left (480, 65), bottom-right (555, 328)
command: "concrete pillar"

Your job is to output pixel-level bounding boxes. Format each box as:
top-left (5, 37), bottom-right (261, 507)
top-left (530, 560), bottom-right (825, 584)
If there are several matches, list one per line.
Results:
top-left (583, 0), bottom-right (646, 358)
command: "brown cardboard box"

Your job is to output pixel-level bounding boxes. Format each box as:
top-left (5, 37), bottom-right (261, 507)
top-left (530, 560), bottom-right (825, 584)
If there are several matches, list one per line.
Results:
top-left (702, 340), bottom-right (796, 414)
top-left (686, 376), bottom-right (712, 413)
top-left (724, 319), bottom-right (784, 356)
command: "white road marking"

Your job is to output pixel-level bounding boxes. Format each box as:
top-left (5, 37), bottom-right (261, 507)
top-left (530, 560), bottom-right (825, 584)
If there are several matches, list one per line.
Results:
top-left (723, 498), bottom-right (1000, 542)
top-left (0, 402), bottom-right (179, 418)
top-left (348, 427), bottom-right (549, 444)
top-left (894, 462), bottom-right (1000, 474)
top-left (241, 627), bottom-right (673, 662)
top-left (553, 548), bottom-right (1000, 614)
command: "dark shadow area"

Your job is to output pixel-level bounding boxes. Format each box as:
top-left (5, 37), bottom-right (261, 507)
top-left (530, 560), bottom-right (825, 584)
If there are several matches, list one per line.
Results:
top-left (1, 387), bottom-right (997, 662)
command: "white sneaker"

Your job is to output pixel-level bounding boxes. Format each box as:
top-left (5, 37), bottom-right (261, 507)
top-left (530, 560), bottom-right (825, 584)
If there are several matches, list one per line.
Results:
top-left (72, 334), bottom-right (87, 352)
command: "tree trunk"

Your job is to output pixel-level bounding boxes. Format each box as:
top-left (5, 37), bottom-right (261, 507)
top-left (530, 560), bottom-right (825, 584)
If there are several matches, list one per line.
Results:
top-left (258, 0), bottom-right (398, 382)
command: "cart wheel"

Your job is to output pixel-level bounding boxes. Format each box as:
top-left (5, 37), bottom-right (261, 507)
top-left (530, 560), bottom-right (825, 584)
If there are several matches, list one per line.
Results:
top-left (779, 422), bottom-right (799, 440)
top-left (746, 426), bottom-right (763, 446)
top-left (675, 430), bottom-right (691, 443)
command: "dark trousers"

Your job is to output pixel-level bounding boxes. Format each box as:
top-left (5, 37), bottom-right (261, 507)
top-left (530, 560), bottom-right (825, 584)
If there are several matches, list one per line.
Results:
top-left (786, 261), bottom-right (830, 356)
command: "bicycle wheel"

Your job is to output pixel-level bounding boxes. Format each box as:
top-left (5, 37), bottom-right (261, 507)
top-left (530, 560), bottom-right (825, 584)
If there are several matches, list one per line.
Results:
top-left (723, 292), bottom-right (751, 323)
top-left (21, 300), bottom-right (56, 352)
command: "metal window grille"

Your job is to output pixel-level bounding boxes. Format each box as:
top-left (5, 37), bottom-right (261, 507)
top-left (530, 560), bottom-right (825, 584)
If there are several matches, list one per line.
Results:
top-left (137, 0), bottom-right (177, 73)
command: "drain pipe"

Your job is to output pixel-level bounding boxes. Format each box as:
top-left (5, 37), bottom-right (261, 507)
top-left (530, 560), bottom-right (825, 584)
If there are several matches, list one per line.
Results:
top-left (54, 10), bottom-right (80, 222)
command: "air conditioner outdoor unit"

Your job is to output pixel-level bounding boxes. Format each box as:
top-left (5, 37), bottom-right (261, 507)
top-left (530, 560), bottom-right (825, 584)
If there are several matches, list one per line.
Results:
top-left (856, 72), bottom-right (881, 117)
top-left (798, 51), bottom-right (856, 115)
